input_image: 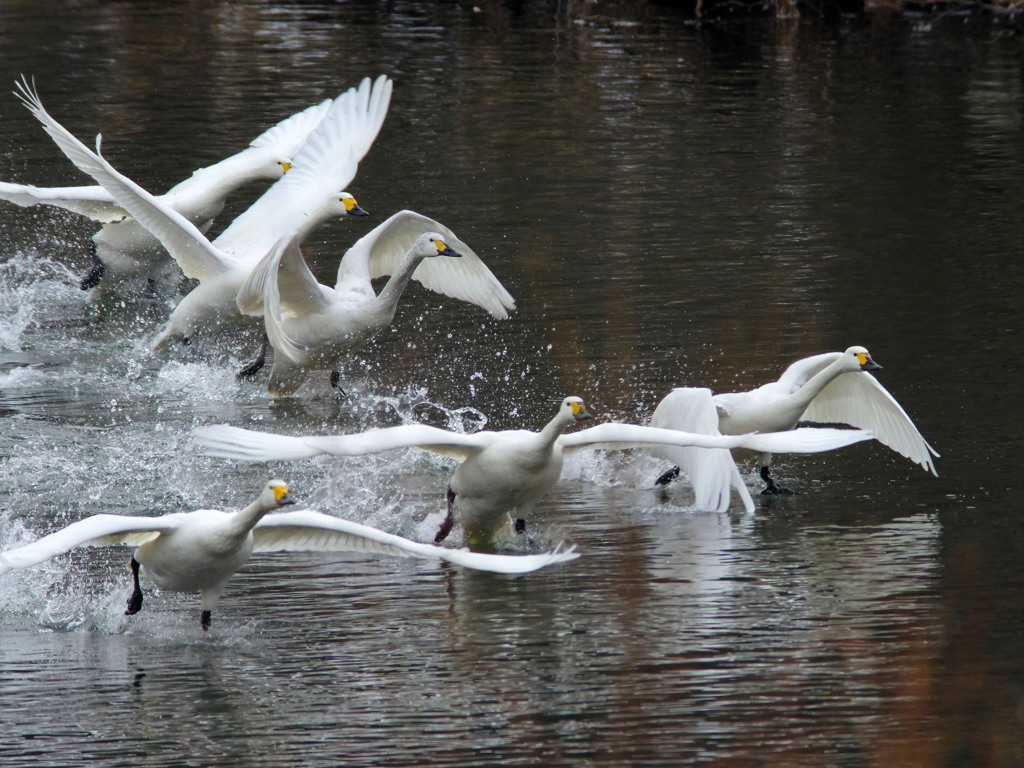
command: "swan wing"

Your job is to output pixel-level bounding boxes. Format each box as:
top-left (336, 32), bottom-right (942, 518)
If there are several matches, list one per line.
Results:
top-left (15, 77), bottom-right (233, 281)
top-left (195, 423), bottom-right (496, 463)
top-left (0, 181), bottom-right (127, 222)
top-left (774, 352), bottom-right (844, 394)
top-left (237, 231), bottom-right (327, 316)
top-left (248, 97), bottom-right (334, 156)
top-left (213, 75), bottom-right (392, 257)
top-left (649, 387), bottom-right (753, 513)
top-left (252, 509), bottom-right (579, 573)
top-left (336, 210), bottom-right (515, 319)
top-left (557, 422), bottom-right (753, 453)
top-left (0, 514), bottom-right (181, 573)
top-left (800, 372), bottom-right (939, 475)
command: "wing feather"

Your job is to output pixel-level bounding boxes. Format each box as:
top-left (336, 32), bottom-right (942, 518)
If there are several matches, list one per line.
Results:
top-left (336, 210), bottom-right (515, 319)
top-left (194, 423), bottom-right (495, 463)
top-left (0, 514), bottom-right (179, 573)
top-left (252, 509), bottom-right (579, 574)
top-left (800, 372), bottom-right (939, 474)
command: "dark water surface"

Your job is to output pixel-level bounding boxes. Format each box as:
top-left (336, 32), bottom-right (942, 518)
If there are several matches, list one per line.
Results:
top-left (1, 2), bottom-right (1023, 766)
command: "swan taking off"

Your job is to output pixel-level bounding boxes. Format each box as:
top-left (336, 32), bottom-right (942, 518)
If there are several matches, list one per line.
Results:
top-left (5, 76), bottom-right (336, 291)
top-left (194, 397), bottom-right (872, 551)
top-left (236, 213), bottom-right (516, 396)
top-left (14, 75), bottom-right (391, 349)
top-left (0, 480), bottom-right (580, 630)
top-left (650, 345), bottom-right (938, 502)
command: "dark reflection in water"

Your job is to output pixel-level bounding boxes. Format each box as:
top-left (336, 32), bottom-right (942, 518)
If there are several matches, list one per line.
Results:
top-left (2, 2), bottom-right (1024, 766)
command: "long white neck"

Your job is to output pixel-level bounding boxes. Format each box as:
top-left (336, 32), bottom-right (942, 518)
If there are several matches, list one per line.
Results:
top-left (371, 248), bottom-right (431, 318)
top-left (538, 410), bottom-right (575, 447)
top-left (224, 495), bottom-right (277, 541)
top-left (788, 356), bottom-right (849, 413)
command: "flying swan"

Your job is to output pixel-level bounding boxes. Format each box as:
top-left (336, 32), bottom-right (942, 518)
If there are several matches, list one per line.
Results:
top-left (236, 215), bottom-right (516, 396)
top-left (5, 76), bottom-right (337, 291)
top-left (14, 76), bottom-right (392, 349)
top-left (194, 397), bottom-right (872, 550)
top-left (650, 345), bottom-right (938, 502)
top-left (0, 480), bottom-right (580, 630)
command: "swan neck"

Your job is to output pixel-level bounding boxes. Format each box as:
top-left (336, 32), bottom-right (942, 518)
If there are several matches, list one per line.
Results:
top-left (373, 249), bottom-right (427, 311)
top-left (228, 497), bottom-right (275, 538)
top-left (538, 412), bottom-right (573, 446)
top-left (791, 358), bottom-right (846, 409)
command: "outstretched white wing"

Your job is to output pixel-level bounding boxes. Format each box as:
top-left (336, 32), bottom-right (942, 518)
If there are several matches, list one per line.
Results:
top-left (800, 372), bottom-right (939, 475)
top-left (336, 210), bottom-right (516, 319)
top-left (195, 423), bottom-right (499, 463)
top-left (558, 421), bottom-right (872, 454)
top-left (0, 181), bottom-right (125, 221)
top-left (252, 509), bottom-right (578, 574)
top-left (212, 75), bottom-right (392, 258)
top-left (0, 514), bottom-right (183, 573)
top-left (15, 77), bottom-right (235, 282)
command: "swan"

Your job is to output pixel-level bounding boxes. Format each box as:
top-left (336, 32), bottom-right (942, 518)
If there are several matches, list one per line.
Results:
top-left (236, 213), bottom-right (516, 396)
top-left (5, 77), bottom-right (335, 291)
top-left (194, 397), bottom-right (872, 550)
top-left (650, 345), bottom-right (938, 499)
top-left (14, 75), bottom-right (392, 348)
top-left (0, 479), bottom-right (580, 630)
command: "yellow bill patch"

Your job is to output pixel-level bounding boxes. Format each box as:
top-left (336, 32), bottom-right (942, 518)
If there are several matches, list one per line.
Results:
top-left (856, 353), bottom-right (870, 366)
top-left (343, 197), bottom-right (360, 212)
top-left (273, 485), bottom-right (290, 502)
top-left (571, 402), bottom-right (585, 416)
top-left (280, 162), bottom-right (293, 173)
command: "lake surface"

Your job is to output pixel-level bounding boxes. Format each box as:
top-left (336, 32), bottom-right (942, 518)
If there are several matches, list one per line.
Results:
top-left (1, 2), bottom-right (1023, 766)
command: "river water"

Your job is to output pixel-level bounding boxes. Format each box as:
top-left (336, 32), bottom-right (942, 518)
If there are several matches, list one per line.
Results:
top-left (1, 2), bottom-right (1022, 766)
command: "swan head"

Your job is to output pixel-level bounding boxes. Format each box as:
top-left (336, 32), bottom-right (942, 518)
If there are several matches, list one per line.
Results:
top-left (560, 396), bottom-right (592, 422)
top-left (260, 479), bottom-right (298, 510)
top-left (416, 232), bottom-right (463, 259)
top-left (845, 345), bottom-right (882, 372)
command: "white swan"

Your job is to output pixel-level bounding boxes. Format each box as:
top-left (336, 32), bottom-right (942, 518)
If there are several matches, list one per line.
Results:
top-left (0, 479), bottom-right (580, 630)
top-left (5, 77), bottom-right (335, 291)
top-left (14, 76), bottom-right (392, 348)
top-left (236, 213), bottom-right (516, 396)
top-left (194, 397), bottom-right (872, 550)
top-left (650, 345), bottom-right (938, 501)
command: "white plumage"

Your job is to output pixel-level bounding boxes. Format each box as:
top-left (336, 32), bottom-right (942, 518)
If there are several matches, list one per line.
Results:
top-left (650, 345), bottom-right (938, 506)
top-left (14, 76), bottom-right (392, 348)
top-left (0, 480), bottom-right (579, 630)
top-left (236, 216), bottom-right (515, 396)
top-left (195, 396), bottom-right (871, 550)
top-left (6, 77), bottom-right (335, 290)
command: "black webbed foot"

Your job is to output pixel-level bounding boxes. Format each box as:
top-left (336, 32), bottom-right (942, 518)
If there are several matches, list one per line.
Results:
top-left (125, 557), bottom-right (144, 615)
top-left (760, 466), bottom-right (795, 496)
top-left (238, 333), bottom-right (268, 379)
top-left (79, 248), bottom-right (105, 291)
top-left (435, 487), bottom-right (456, 543)
top-left (201, 610), bottom-right (212, 631)
top-left (329, 370), bottom-right (348, 400)
top-left (514, 518), bottom-right (527, 534)
top-left (655, 466), bottom-right (681, 486)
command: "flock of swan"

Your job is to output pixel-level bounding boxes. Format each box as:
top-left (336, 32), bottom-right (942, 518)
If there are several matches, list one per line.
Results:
top-left (0, 75), bottom-right (938, 630)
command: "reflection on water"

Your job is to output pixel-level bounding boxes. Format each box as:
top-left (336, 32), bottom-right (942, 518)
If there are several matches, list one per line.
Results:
top-left (2, 2), bottom-right (1024, 766)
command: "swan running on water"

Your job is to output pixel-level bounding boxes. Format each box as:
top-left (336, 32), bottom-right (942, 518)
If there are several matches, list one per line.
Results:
top-left (237, 216), bottom-right (515, 395)
top-left (194, 397), bottom-right (873, 551)
top-left (650, 345), bottom-right (938, 504)
top-left (0, 480), bottom-right (580, 630)
top-left (13, 75), bottom-right (392, 349)
top-left (4, 78), bottom-right (336, 291)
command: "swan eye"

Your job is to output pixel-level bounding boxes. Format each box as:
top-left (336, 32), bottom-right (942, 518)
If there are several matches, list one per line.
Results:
top-left (273, 485), bottom-right (290, 502)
